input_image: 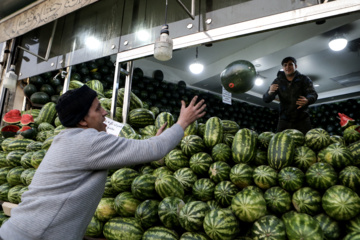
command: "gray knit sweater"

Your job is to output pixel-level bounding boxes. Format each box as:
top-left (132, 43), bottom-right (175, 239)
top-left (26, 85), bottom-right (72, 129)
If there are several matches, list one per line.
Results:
top-left (0, 124), bottom-right (183, 240)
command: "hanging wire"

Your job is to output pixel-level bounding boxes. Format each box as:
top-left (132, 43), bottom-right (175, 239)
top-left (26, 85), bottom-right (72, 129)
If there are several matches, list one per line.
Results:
top-left (164, 0), bottom-right (168, 24)
top-left (195, 47), bottom-right (199, 59)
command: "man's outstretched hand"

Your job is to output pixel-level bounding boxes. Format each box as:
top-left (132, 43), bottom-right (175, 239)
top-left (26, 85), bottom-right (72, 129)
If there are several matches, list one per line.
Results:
top-left (176, 96), bottom-right (206, 130)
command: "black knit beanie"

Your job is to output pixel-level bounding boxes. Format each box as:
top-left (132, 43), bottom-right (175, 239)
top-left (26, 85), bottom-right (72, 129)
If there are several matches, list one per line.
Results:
top-left (56, 85), bottom-right (98, 127)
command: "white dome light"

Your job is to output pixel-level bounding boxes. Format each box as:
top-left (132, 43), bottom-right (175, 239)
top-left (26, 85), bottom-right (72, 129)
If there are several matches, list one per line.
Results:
top-left (329, 35), bottom-right (348, 51)
top-left (189, 62), bottom-right (204, 74)
top-left (255, 77), bottom-right (264, 86)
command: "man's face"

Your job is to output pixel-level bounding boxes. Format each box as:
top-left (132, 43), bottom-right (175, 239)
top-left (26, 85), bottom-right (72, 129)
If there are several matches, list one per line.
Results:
top-left (282, 61), bottom-right (297, 76)
top-left (83, 98), bottom-right (108, 132)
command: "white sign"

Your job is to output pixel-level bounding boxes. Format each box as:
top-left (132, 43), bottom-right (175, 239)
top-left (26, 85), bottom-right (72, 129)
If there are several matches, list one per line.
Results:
top-left (105, 117), bottom-right (124, 136)
top-left (222, 87), bottom-right (232, 105)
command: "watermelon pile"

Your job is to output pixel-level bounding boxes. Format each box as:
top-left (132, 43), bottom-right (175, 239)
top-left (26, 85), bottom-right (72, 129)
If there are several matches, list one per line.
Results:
top-left (3, 58), bottom-right (360, 238)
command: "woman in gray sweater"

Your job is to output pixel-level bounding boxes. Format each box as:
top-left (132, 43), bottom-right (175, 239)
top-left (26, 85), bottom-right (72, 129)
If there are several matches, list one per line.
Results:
top-left (0, 85), bottom-right (206, 240)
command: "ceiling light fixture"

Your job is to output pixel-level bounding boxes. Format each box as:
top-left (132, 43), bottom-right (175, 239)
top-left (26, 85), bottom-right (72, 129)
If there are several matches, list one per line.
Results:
top-left (3, 65), bottom-right (18, 91)
top-left (189, 47), bottom-right (204, 74)
top-left (329, 34), bottom-right (348, 51)
top-left (154, 0), bottom-right (173, 61)
top-left (255, 73), bottom-right (264, 86)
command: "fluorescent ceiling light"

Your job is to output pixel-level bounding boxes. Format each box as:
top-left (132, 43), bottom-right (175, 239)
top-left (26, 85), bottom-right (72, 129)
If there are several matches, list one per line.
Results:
top-left (329, 35), bottom-right (348, 51)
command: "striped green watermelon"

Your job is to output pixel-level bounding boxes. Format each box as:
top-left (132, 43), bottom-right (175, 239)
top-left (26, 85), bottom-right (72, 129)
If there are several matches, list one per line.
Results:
top-left (41, 136), bottom-right (54, 150)
top-left (0, 152), bottom-right (8, 167)
top-left (221, 120), bottom-right (240, 135)
top-left (232, 128), bottom-right (257, 164)
top-left (152, 166), bottom-right (173, 178)
top-left (189, 152), bottom-right (213, 176)
top-left (0, 183), bottom-right (10, 201)
top-left (180, 135), bottom-right (206, 157)
top-left (213, 181), bottom-right (238, 207)
top-left (25, 141), bottom-right (42, 152)
top-left (37, 122), bottom-right (55, 132)
top-left (203, 209), bottom-right (240, 240)
top-left (339, 166), bottom-right (360, 192)
top-left (139, 165), bottom-right (154, 175)
top-left (349, 141), bottom-right (360, 165)
top-left (253, 165), bottom-right (278, 190)
top-left (254, 148), bottom-right (267, 166)
top-left (293, 146), bottom-right (317, 171)
top-left (231, 189), bottom-right (267, 222)
top-left (131, 174), bottom-right (157, 200)
top-left (211, 143), bottom-right (231, 162)
top-left (24, 168), bottom-right (35, 186)
top-left (128, 108), bottom-right (155, 128)
top-left (6, 150), bottom-right (25, 167)
top-left (155, 175), bottom-right (184, 199)
top-left (6, 166), bottom-right (25, 186)
top-left (346, 214), bottom-right (360, 235)
top-left (257, 131), bottom-right (275, 150)
top-left (208, 161), bottom-right (231, 183)
top-left (180, 232), bottom-right (210, 240)
top-left (86, 80), bottom-right (104, 93)
top-left (304, 128), bottom-right (331, 151)
top-left (206, 199), bottom-right (221, 211)
top-left (204, 117), bottom-right (223, 148)
top-left (282, 129), bottom-right (305, 147)
top-left (20, 168), bottom-right (34, 186)
top-left (85, 216), bottom-right (103, 237)
top-left (158, 196), bottom-right (184, 229)
top-left (173, 167), bottom-right (197, 192)
top-left (305, 162), bottom-right (337, 190)
top-left (229, 163), bottom-right (254, 188)
top-left (94, 197), bottom-right (117, 222)
top-left (118, 123), bottom-right (136, 138)
top-left (251, 215), bottom-right (286, 240)
top-left (344, 125), bottom-right (360, 144)
top-left (0, 167), bottom-right (12, 185)
top-left (35, 102), bottom-right (57, 125)
top-left (179, 201), bottom-right (210, 232)
top-left (165, 149), bottom-right (189, 171)
top-left (111, 168), bottom-right (139, 192)
top-left (139, 125), bottom-right (157, 137)
top-left (155, 112), bottom-right (175, 130)
top-left (184, 194), bottom-right (197, 203)
top-left (267, 132), bottom-right (294, 170)
top-left (135, 199), bottom-right (160, 229)
top-left (184, 120), bottom-right (198, 137)
top-left (103, 217), bottom-right (144, 240)
top-left (142, 226), bottom-right (178, 240)
top-left (292, 187), bottom-right (322, 216)
top-left (103, 176), bottom-right (117, 198)
top-left (223, 133), bottom-right (234, 147)
top-left (314, 213), bottom-right (340, 240)
top-left (7, 184), bottom-right (24, 203)
top-left (21, 152), bottom-right (35, 170)
top-left (343, 232), bottom-right (360, 240)
top-left (264, 186), bottom-right (292, 214)
top-left (322, 185), bottom-right (360, 221)
top-left (114, 192), bottom-right (141, 217)
top-left (30, 149), bottom-right (46, 169)
top-left (117, 88), bottom-right (143, 110)
top-left (192, 178), bottom-right (215, 202)
top-left (318, 142), bottom-right (354, 170)
top-left (4, 138), bottom-right (34, 152)
top-left (198, 123), bottom-right (205, 138)
top-left (282, 212), bottom-right (323, 240)
top-left (330, 135), bottom-right (346, 145)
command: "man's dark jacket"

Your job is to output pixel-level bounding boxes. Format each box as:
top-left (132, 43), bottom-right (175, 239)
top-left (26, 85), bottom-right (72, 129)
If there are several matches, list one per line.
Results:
top-left (263, 70), bottom-right (318, 122)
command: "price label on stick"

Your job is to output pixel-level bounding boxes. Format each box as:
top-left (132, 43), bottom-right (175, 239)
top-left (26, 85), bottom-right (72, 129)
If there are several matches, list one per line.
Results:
top-left (222, 87), bottom-right (232, 105)
top-left (104, 117), bottom-right (124, 136)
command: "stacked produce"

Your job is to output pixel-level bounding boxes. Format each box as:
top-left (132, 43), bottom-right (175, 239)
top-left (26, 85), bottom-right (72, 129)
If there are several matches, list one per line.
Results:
top-left (2, 56), bottom-right (360, 239)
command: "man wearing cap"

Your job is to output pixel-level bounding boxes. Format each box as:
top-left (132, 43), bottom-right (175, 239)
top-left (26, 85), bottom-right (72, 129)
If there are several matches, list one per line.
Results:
top-left (0, 85), bottom-right (206, 240)
top-left (263, 56), bottom-right (318, 135)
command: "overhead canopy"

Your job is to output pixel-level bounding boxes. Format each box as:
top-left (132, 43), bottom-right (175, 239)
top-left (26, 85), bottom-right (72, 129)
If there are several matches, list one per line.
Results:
top-left (0, 0), bottom-right (99, 43)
